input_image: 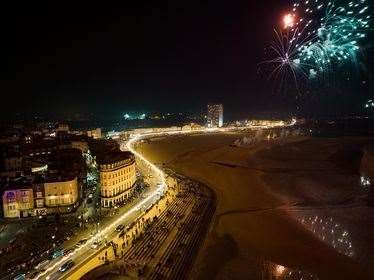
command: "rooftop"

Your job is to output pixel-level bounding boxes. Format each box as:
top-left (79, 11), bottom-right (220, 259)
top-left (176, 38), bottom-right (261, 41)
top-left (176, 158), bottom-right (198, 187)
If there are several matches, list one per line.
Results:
top-left (44, 174), bottom-right (76, 183)
top-left (97, 151), bottom-right (134, 165)
top-left (1, 177), bottom-right (33, 191)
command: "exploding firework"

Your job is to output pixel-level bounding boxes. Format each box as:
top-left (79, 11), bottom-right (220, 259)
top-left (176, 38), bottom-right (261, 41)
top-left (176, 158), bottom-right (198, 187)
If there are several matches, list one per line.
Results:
top-left (283, 13), bottom-right (296, 28)
top-left (263, 0), bottom-right (370, 86)
top-left (291, 0), bottom-right (370, 78)
top-left (260, 28), bottom-right (312, 91)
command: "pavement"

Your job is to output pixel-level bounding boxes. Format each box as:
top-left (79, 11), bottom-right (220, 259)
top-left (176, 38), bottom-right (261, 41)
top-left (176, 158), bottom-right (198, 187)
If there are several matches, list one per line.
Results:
top-left (139, 133), bottom-right (374, 280)
top-left (3, 128), bottom-right (231, 280)
top-left (45, 189), bottom-right (163, 280)
top-left (25, 134), bottom-right (169, 280)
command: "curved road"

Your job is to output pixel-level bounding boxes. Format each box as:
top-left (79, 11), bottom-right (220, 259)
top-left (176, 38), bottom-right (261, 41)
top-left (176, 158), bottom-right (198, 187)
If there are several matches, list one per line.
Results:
top-left (32, 133), bottom-right (168, 280)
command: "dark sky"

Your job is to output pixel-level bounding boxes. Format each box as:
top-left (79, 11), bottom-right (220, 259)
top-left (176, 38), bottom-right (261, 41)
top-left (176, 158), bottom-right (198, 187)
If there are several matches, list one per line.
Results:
top-left (1, 1), bottom-right (373, 120)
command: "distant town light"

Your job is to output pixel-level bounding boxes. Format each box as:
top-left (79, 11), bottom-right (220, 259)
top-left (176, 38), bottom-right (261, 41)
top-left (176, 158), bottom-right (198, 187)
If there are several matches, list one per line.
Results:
top-left (360, 175), bottom-right (370, 188)
top-left (123, 113), bottom-right (146, 120)
top-left (364, 99), bottom-right (374, 109)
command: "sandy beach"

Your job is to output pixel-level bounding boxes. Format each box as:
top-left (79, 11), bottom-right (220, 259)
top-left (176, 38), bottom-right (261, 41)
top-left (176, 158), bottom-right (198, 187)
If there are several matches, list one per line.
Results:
top-left (136, 133), bottom-right (374, 280)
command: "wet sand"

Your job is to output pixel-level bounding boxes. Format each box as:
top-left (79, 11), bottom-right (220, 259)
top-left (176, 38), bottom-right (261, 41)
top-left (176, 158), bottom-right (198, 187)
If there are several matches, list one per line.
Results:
top-left (137, 133), bottom-right (374, 280)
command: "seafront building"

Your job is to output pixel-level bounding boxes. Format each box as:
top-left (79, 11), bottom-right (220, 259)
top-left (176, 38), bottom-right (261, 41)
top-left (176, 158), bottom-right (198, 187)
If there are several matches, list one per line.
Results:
top-left (98, 151), bottom-right (136, 208)
top-left (207, 104), bottom-right (223, 128)
top-left (2, 186), bottom-right (34, 218)
top-left (0, 123), bottom-right (90, 218)
top-left (44, 176), bottom-right (79, 208)
top-left (2, 176), bottom-right (79, 218)
top-left (87, 128), bottom-right (102, 139)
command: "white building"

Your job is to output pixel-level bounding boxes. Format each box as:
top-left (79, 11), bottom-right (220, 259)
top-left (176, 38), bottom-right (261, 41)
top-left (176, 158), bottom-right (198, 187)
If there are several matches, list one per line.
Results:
top-left (207, 104), bottom-right (223, 128)
top-left (98, 151), bottom-right (136, 208)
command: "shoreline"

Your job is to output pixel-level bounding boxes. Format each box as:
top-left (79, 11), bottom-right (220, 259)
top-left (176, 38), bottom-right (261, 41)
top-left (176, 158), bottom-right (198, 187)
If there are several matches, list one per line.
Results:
top-left (137, 133), bottom-right (374, 279)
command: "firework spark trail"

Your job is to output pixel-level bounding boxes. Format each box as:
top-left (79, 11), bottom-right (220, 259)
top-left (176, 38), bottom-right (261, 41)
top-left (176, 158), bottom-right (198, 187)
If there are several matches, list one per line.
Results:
top-left (260, 28), bottom-right (313, 90)
top-left (262, 0), bottom-right (370, 86)
top-left (292, 0), bottom-right (370, 78)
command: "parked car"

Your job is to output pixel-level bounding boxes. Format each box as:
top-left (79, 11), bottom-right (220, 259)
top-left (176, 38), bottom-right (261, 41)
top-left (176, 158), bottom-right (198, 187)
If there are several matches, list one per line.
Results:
top-left (35, 259), bottom-right (50, 270)
top-left (13, 274), bottom-right (25, 280)
top-left (63, 248), bottom-right (74, 256)
top-left (115, 224), bottom-right (125, 232)
top-left (91, 241), bottom-right (102, 249)
top-left (59, 260), bottom-right (74, 272)
top-left (52, 248), bottom-right (63, 259)
top-left (77, 238), bottom-right (88, 246)
top-left (119, 230), bottom-right (125, 238)
top-left (26, 271), bottom-right (39, 280)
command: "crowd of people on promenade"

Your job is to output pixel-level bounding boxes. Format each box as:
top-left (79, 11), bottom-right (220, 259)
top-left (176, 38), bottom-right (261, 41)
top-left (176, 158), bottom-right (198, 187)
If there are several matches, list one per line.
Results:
top-left (83, 177), bottom-right (216, 280)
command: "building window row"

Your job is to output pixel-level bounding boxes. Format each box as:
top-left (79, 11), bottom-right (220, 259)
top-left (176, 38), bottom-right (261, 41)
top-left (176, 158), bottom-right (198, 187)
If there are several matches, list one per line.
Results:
top-left (101, 191), bottom-right (131, 207)
top-left (7, 204), bottom-right (16, 211)
top-left (101, 175), bottom-right (133, 187)
top-left (101, 167), bottom-right (134, 179)
top-left (100, 159), bottom-right (135, 171)
top-left (47, 191), bottom-right (73, 196)
top-left (102, 181), bottom-right (134, 197)
top-left (47, 197), bottom-right (74, 205)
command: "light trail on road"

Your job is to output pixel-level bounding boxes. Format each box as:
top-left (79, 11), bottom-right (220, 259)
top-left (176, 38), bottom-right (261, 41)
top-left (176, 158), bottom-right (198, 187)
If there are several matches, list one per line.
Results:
top-left (35, 135), bottom-right (168, 280)
top-left (126, 134), bottom-right (166, 184)
top-left (35, 183), bottom-right (166, 279)
top-left (34, 124), bottom-right (296, 279)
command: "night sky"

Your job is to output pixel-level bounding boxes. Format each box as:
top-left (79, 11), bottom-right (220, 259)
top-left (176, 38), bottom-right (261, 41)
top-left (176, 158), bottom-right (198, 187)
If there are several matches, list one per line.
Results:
top-left (1, 1), bottom-right (373, 120)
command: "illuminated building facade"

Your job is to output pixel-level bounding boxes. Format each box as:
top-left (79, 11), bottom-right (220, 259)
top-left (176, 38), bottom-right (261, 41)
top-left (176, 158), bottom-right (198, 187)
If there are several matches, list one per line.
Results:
top-left (87, 128), bottom-right (102, 139)
top-left (1, 177), bottom-right (79, 218)
top-left (71, 141), bottom-right (89, 153)
top-left (2, 188), bottom-right (34, 218)
top-left (57, 124), bottom-right (69, 132)
top-left (207, 104), bottom-right (223, 128)
top-left (44, 177), bottom-right (79, 207)
top-left (248, 119), bottom-right (286, 127)
top-left (99, 151), bottom-right (136, 208)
